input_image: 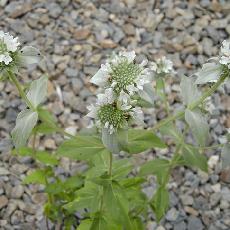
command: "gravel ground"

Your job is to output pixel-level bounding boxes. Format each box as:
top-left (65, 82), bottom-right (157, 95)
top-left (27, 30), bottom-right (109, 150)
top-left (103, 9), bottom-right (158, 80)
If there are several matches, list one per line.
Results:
top-left (0, 0), bottom-right (230, 229)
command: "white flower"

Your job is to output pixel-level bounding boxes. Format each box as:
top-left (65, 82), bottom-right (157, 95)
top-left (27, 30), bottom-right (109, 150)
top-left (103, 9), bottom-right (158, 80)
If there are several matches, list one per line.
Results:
top-left (97, 88), bottom-right (115, 106)
top-left (151, 56), bottom-right (174, 75)
top-left (119, 51), bottom-right (136, 63)
top-left (219, 40), bottom-right (230, 68)
top-left (118, 90), bottom-right (130, 105)
top-left (86, 104), bottom-right (98, 118)
top-left (129, 107), bottom-right (144, 125)
top-left (0, 31), bottom-right (19, 65)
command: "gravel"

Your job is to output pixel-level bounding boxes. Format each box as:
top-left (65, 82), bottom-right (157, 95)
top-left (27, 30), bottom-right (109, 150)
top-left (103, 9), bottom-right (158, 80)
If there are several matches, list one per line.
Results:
top-left (0, 0), bottom-right (230, 229)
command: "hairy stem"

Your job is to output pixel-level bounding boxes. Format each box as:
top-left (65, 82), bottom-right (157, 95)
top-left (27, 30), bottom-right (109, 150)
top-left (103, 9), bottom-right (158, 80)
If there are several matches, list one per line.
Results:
top-left (152, 73), bottom-right (228, 131)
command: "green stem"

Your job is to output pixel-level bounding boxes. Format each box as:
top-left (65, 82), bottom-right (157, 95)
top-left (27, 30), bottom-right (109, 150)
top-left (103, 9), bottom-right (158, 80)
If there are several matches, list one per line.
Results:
top-left (162, 80), bottom-right (170, 116)
top-left (109, 152), bottom-right (113, 177)
top-left (152, 73), bottom-right (228, 131)
top-left (8, 71), bottom-right (36, 111)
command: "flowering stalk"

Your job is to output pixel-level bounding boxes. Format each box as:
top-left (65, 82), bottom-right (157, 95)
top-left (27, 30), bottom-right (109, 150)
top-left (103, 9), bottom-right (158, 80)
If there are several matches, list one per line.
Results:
top-left (152, 71), bottom-right (229, 131)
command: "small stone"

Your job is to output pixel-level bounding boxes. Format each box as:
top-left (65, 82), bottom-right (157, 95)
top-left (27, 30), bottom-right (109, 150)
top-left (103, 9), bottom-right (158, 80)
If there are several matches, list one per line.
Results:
top-left (32, 193), bottom-right (47, 204)
top-left (0, 167), bottom-right (10, 175)
top-left (220, 168), bottom-right (230, 183)
top-left (100, 39), bottom-right (117, 48)
top-left (166, 207), bottom-right (179, 221)
top-left (74, 28), bottom-right (91, 40)
top-left (11, 185), bottom-right (24, 199)
top-left (64, 68), bottom-right (78, 78)
top-left (0, 196), bottom-right (8, 209)
top-left (6, 2), bottom-right (32, 18)
top-left (188, 216), bottom-right (204, 230)
top-left (174, 221), bottom-right (187, 230)
top-left (180, 194), bottom-right (194, 206)
top-left (211, 183), bottom-right (221, 193)
top-left (47, 3), bottom-right (62, 18)
top-left (11, 210), bottom-right (24, 224)
top-left (184, 206), bottom-right (199, 216)
top-left (208, 155), bottom-right (219, 169)
top-left (156, 226), bottom-right (165, 230)
top-left (210, 192), bottom-right (221, 207)
top-left (44, 139), bottom-right (56, 149)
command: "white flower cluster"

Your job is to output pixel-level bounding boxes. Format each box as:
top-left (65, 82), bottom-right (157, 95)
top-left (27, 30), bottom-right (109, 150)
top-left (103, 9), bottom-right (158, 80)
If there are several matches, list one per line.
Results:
top-left (151, 56), bottom-right (174, 75)
top-left (0, 31), bottom-right (19, 65)
top-left (195, 40), bottom-right (230, 85)
top-left (219, 40), bottom-right (230, 68)
top-left (87, 51), bottom-right (152, 134)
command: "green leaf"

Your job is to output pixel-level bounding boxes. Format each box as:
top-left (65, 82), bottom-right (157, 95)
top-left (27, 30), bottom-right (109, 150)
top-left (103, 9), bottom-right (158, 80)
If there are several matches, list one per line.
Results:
top-left (221, 143), bottom-right (230, 169)
top-left (151, 186), bottom-right (169, 222)
top-left (195, 63), bottom-right (223, 85)
top-left (138, 84), bottom-right (155, 106)
top-left (23, 169), bottom-right (47, 185)
top-left (156, 77), bottom-right (165, 99)
top-left (57, 135), bottom-right (106, 161)
top-left (139, 159), bottom-right (170, 176)
top-left (131, 217), bottom-right (145, 230)
top-left (37, 107), bottom-right (57, 129)
top-left (64, 182), bottom-right (102, 213)
top-left (11, 109), bottom-right (38, 148)
top-left (182, 145), bottom-right (208, 172)
top-left (36, 123), bottom-right (57, 134)
top-left (103, 182), bottom-right (132, 230)
top-left (12, 147), bottom-right (33, 156)
top-left (26, 75), bottom-right (48, 108)
top-left (159, 122), bottom-right (183, 143)
top-left (112, 159), bottom-right (133, 180)
top-left (127, 129), bottom-right (166, 154)
top-left (180, 75), bottom-right (201, 105)
top-left (140, 158), bottom-right (170, 185)
top-left (78, 219), bottom-right (92, 230)
top-left (185, 109), bottom-right (209, 146)
top-left (36, 151), bottom-right (58, 165)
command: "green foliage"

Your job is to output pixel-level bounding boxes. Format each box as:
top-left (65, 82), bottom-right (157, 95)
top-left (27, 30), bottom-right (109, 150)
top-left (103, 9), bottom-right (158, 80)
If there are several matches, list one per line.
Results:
top-left (182, 145), bottom-right (208, 172)
top-left (127, 129), bottom-right (166, 154)
top-left (57, 135), bottom-right (106, 161)
top-left (23, 169), bottom-right (48, 185)
top-left (151, 185), bottom-right (169, 222)
top-left (185, 109), bottom-right (209, 146)
top-left (11, 109), bottom-right (38, 148)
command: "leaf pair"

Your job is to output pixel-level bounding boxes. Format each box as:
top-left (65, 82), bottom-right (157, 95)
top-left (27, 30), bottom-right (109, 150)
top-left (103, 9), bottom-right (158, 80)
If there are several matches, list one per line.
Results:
top-left (11, 76), bottom-right (48, 148)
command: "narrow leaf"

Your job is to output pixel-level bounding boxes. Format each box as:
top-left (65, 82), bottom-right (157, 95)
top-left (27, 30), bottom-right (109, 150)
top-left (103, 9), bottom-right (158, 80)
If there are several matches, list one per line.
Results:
top-left (182, 145), bottom-right (208, 172)
top-left (127, 129), bottom-right (166, 154)
top-left (23, 169), bottom-right (46, 185)
top-left (180, 75), bottom-right (201, 105)
top-left (11, 109), bottom-right (38, 148)
top-left (195, 63), bottom-right (222, 85)
top-left (27, 75), bottom-right (48, 108)
top-left (185, 109), bottom-right (209, 146)
top-left (102, 128), bottom-right (120, 154)
top-left (151, 186), bottom-right (169, 222)
top-left (57, 135), bottom-right (106, 161)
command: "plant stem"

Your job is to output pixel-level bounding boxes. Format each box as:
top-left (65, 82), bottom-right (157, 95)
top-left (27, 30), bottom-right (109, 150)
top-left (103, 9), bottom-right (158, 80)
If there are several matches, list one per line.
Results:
top-left (162, 79), bottom-right (170, 116)
top-left (109, 151), bottom-right (113, 177)
top-left (152, 73), bottom-right (228, 131)
top-left (8, 71), bottom-right (36, 111)
top-left (9, 71), bottom-right (76, 139)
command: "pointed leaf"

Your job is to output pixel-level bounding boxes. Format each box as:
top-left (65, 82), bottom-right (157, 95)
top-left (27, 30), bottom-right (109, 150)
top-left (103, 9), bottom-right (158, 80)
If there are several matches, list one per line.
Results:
top-left (57, 135), bottom-right (106, 161)
top-left (127, 129), bottom-right (166, 154)
top-left (195, 63), bottom-right (222, 85)
top-left (11, 109), bottom-right (38, 148)
top-left (151, 186), bottom-right (169, 222)
top-left (185, 109), bottom-right (209, 146)
top-left (180, 75), bottom-right (201, 105)
top-left (23, 169), bottom-right (47, 185)
top-left (27, 75), bottom-right (48, 108)
top-left (182, 145), bottom-right (208, 172)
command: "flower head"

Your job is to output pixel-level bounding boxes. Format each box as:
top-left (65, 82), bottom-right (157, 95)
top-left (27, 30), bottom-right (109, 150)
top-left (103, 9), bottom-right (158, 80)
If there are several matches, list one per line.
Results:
top-left (0, 31), bottom-right (19, 65)
top-left (87, 51), bottom-right (157, 134)
top-left (151, 56), bottom-right (174, 75)
top-left (219, 40), bottom-right (230, 69)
